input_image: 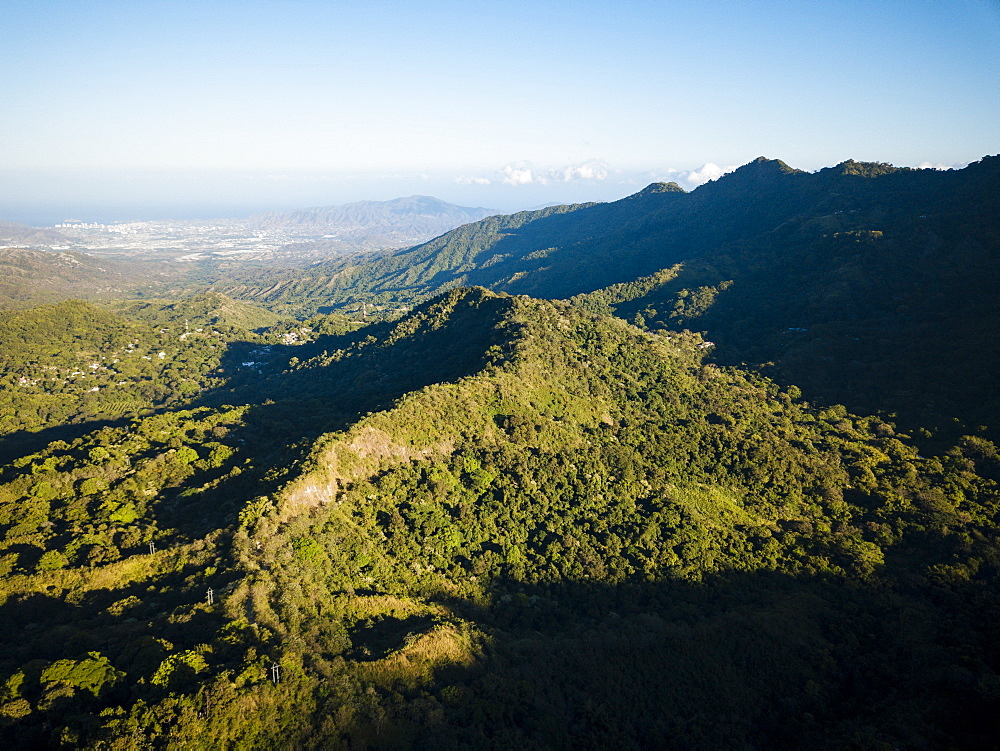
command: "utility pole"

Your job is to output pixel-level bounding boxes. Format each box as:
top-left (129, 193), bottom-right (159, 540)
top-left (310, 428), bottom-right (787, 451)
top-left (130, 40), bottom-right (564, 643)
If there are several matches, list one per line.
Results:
top-left (149, 541), bottom-right (156, 555)
top-left (206, 588), bottom-right (214, 605)
top-left (271, 663), bottom-right (280, 684)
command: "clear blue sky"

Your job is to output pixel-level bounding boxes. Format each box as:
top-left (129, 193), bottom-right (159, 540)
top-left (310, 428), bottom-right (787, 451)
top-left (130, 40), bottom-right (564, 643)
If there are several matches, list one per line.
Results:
top-left (1, 0), bottom-right (997, 223)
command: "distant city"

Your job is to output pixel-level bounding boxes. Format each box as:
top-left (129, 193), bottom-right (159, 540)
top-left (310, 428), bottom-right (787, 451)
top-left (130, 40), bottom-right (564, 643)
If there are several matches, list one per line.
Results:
top-left (46, 219), bottom-right (319, 263)
top-left (8, 196), bottom-right (498, 266)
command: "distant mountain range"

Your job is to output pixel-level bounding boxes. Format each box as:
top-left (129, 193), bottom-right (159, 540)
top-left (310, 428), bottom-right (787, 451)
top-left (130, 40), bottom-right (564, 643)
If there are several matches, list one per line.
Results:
top-left (0, 221), bottom-right (70, 247)
top-left (3, 158), bottom-right (998, 441)
top-left (246, 195), bottom-right (496, 246)
top-left (250, 156), bottom-right (997, 305)
top-left (0, 248), bottom-right (142, 308)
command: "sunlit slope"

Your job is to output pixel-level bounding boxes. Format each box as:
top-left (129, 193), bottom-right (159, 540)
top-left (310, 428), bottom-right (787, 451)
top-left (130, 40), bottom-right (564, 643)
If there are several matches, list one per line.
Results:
top-left (0, 248), bottom-right (152, 309)
top-left (259, 288), bottom-right (993, 589)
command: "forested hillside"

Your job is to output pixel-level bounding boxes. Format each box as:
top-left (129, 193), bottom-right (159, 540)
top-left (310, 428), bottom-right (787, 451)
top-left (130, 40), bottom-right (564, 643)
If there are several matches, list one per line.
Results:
top-left (0, 293), bottom-right (366, 463)
top-left (9, 157), bottom-right (995, 445)
top-left (212, 156), bottom-right (1000, 443)
top-left (571, 157), bottom-right (1000, 444)
top-left (0, 156), bottom-right (997, 749)
top-left (0, 249), bottom-right (172, 309)
top-left (209, 202), bottom-right (595, 316)
top-left (212, 157), bottom-right (997, 310)
top-left (0, 288), bottom-right (997, 748)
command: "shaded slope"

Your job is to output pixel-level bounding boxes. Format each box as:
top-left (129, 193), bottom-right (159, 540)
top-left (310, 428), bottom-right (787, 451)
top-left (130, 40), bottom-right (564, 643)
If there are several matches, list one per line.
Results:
top-left (574, 155), bottom-right (1000, 442)
top-left (215, 156), bottom-right (997, 321)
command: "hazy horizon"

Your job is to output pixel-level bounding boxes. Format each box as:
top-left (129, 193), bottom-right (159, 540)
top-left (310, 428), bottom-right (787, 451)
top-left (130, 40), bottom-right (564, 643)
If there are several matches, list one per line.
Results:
top-left (0, 166), bottom-right (656, 226)
top-left (1, 162), bottom-right (747, 225)
top-left (1, 156), bottom-right (981, 227)
top-left (1, 0), bottom-right (996, 226)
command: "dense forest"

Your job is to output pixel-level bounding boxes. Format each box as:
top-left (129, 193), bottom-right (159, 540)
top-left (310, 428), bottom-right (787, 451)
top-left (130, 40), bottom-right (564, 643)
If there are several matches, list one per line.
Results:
top-left (0, 156), bottom-right (998, 748)
top-left (208, 157), bottom-right (1000, 443)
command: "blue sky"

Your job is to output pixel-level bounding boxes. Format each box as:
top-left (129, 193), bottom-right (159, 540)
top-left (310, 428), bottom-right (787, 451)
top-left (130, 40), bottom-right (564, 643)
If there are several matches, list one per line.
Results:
top-left (1, 0), bottom-right (997, 223)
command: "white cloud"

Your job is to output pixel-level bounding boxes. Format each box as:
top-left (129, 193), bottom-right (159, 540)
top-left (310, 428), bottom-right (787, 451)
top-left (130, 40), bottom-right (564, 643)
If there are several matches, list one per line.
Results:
top-left (495, 160), bottom-right (610, 186)
top-left (559, 161), bottom-right (609, 182)
top-left (682, 162), bottom-right (734, 187)
top-left (459, 159), bottom-right (731, 193)
top-left (644, 162), bottom-right (737, 190)
top-left (915, 161), bottom-right (963, 170)
top-left (500, 163), bottom-right (538, 185)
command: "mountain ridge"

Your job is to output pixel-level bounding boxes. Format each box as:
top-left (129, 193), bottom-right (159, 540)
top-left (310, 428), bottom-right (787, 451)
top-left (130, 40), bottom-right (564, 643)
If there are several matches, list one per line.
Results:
top-left (208, 155), bottom-right (1000, 440)
top-left (246, 194), bottom-right (496, 242)
top-left (216, 155), bottom-right (998, 307)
